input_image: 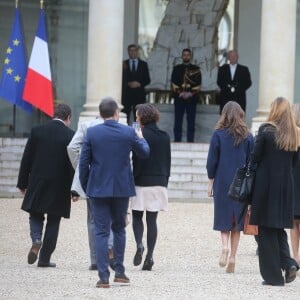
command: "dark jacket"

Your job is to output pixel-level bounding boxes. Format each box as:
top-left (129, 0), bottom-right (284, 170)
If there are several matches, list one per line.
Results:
top-left (171, 63), bottom-right (201, 104)
top-left (250, 123), bottom-right (297, 228)
top-left (133, 123), bottom-right (171, 187)
top-left (122, 59), bottom-right (150, 106)
top-left (17, 120), bottom-right (74, 218)
top-left (217, 63), bottom-right (252, 112)
top-left (293, 156), bottom-right (300, 217)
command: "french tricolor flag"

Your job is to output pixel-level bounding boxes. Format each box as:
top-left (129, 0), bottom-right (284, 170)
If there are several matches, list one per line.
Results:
top-left (23, 9), bottom-right (53, 117)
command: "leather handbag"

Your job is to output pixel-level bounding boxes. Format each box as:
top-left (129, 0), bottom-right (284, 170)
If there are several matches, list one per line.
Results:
top-left (228, 161), bottom-right (255, 204)
top-left (243, 210), bottom-right (258, 235)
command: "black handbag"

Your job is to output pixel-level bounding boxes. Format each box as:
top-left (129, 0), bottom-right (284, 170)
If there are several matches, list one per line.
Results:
top-left (228, 161), bottom-right (255, 204)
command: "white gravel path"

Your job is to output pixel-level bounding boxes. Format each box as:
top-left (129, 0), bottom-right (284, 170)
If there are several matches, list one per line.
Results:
top-left (0, 198), bottom-right (299, 300)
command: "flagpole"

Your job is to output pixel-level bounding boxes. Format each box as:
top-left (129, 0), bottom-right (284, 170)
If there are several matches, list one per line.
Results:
top-left (13, 0), bottom-right (18, 137)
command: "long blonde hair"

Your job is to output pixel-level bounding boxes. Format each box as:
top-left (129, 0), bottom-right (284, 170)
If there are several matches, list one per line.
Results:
top-left (216, 101), bottom-right (250, 146)
top-left (267, 97), bottom-right (299, 151)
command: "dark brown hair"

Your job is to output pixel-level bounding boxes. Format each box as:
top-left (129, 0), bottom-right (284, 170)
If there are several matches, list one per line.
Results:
top-left (216, 101), bottom-right (250, 146)
top-left (136, 103), bottom-right (160, 125)
top-left (54, 103), bottom-right (71, 121)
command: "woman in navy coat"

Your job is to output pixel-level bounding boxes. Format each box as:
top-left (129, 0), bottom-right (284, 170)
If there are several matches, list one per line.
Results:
top-left (206, 101), bottom-right (253, 273)
top-left (250, 98), bottom-right (299, 286)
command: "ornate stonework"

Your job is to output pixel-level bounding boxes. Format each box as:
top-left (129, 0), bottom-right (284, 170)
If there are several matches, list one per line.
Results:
top-left (147, 0), bottom-right (229, 91)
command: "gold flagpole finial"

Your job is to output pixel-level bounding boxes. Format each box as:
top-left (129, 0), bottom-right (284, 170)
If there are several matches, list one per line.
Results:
top-left (40, 0), bottom-right (44, 9)
top-left (15, 0), bottom-right (19, 8)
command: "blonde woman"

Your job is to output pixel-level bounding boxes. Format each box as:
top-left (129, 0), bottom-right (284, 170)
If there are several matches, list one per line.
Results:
top-left (206, 101), bottom-right (254, 273)
top-left (250, 97), bottom-right (300, 286)
top-left (291, 104), bottom-right (300, 265)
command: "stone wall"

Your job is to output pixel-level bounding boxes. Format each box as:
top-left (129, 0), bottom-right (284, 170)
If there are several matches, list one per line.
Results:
top-left (147, 0), bottom-right (229, 91)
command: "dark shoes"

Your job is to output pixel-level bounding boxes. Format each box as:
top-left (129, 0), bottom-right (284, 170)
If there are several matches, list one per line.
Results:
top-left (96, 279), bottom-right (110, 288)
top-left (96, 273), bottom-right (129, 288)
top-left (133, 246), bottom-right (144, 266)
top-left (37, 261), bottom-right (56, 268)
top-left (262, 281), bottom-right (284, 286)
top-left (285, 265), bottom-right (298, 283)
top-left (142, 257), bottom-right (154, 271)
top-left (27, 240), bottom-right (42, 264)
top-left (114, 273), bottom-right (130, 284)
top-left (89, 264), bottom-right (97, 271)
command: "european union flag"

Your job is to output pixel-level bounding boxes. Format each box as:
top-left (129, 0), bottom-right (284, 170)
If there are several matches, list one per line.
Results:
top-left (0, 8), bottom-right (32, 113)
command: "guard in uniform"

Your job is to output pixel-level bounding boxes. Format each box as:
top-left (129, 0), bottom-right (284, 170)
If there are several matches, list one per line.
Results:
top-left (171, 48), bottom-right (201, 142)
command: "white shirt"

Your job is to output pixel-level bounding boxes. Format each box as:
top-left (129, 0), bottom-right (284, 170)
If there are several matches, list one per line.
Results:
top-left (230, 64), bottom-right (237, 80)
top-left (130, 59), bottom-right (138, 71)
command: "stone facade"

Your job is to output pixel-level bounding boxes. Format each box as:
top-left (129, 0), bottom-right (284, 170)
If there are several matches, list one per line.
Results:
top-left (147, 0), bottom-right (229, 91)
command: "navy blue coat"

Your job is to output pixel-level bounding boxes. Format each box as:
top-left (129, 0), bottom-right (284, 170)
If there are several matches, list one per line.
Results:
top-left (79, 119), bottom-right (150, 198)
top-left (206, 129), bottom-right (254, 231)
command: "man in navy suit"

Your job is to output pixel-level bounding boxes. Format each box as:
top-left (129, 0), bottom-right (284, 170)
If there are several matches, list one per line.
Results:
top-left (122, 44), bottom-right (151, 124)
top-left (217, 50), bottom-right (252, 113)
top-left (79, 97), bottom-right (150, 288)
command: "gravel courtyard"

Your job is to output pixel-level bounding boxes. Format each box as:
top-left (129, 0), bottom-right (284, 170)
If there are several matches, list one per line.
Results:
top-left (0, 198), bottom-right (299, 300)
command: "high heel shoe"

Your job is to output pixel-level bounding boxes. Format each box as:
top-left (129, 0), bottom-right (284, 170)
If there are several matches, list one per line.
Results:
top-left (133, 246), bottom-right (144, 266)
top-left (142, 257), bottom-right (154, 271)
top-left (226, 261), bottom-right (235, 273)
top-left (219, 249), bottom-right (229, 267)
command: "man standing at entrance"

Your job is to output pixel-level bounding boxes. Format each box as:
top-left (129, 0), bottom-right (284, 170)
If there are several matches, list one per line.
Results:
top-left (171, 48), bottom-right (201, 143)
top-left (217, 50), bottom-right (252, 113)
top-left (122, 44), bottom-right (151, 124)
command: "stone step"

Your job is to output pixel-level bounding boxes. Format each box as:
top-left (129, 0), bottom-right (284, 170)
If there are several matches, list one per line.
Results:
top-left (167, 189), bottom-right (209, 200)
top-left (0, 138), bottom-right (211, 200)
top-left (0, 177), bottom-right (17, 185)
top-left (0, 168), bottom-right (19, 177)
top-left (171, 157), bottom-right (206, 166)
top-left (169, 173), bottom-right (208, 182)
top-left (171, 150), bottom-right (208, 159)
top-left (0, 185), bottom-right (20, 198)
top-left (168, 181), bottom-right (207, 191)
top-left (171, 142), bottom-right (209, 151)
top-left (0, 161), bottom-right (21, 169)
top-left (171, 165), bottom-right (207, 174)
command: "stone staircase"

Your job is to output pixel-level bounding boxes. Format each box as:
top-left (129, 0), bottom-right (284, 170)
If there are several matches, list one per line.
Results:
top-left (0, 138), bottom-right (210, 200)
top-left (169, 142), bottom-right (209, 200)
top-left (0, 138), bottom-right (26, 198)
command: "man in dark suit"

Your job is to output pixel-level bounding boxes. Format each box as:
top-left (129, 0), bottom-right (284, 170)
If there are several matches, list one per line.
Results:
top-left (122, 44), bottom-right (150, 124)
top-left (17, 104), bottom-right (74, 268)
top-left (79, 97), bottom-right (150, 288)
top-left (217, 50), bottom-right (252, 113)
top-left (171, 48), bottom-right (201, 143)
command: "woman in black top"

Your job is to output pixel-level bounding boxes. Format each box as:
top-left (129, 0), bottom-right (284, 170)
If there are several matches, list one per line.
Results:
top-left (131, 103), bottom-right (171, 271)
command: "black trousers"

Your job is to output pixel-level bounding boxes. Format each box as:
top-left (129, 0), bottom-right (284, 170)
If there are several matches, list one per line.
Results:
top-left (173, 100), bottom-right (197, 142)
top-left (29, 212), bottom-right (61, 263)
top-left (257, 226), bottom-right (297, 285)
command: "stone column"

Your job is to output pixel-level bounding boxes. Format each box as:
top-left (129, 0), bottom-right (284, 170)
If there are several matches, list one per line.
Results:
top-left (79, 0), bottom-right (125, 122)
top-left (252, 0), bottom-right (297, 133)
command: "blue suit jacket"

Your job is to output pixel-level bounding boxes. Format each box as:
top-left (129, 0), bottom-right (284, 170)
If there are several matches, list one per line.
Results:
top-left (79, 119), bottom-right (150, 198)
